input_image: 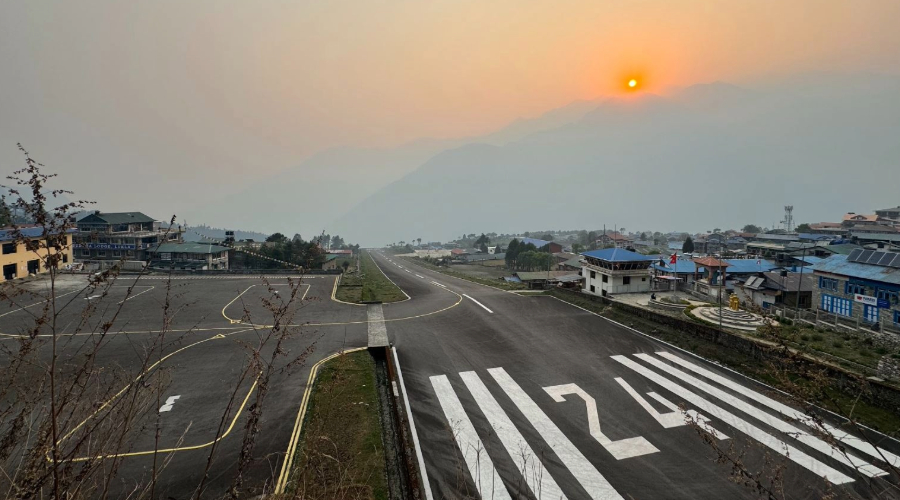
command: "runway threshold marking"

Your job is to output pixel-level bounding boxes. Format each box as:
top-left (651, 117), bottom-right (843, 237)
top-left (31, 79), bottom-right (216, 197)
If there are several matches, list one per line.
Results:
top-left (430, 375), bottom-right (511, 500)
top-left (415, 274), bottom-right (425, 279)
top-left (655, 351), bottom-right (900, 467)
top-left (462, 294), bottom-right (493, 314)
top-left (460, 371), bottom-right (567, 499)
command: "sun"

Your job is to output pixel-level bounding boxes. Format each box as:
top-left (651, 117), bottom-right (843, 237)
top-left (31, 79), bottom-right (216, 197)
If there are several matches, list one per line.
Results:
top-left (628, 79), bottom-right (637, 88)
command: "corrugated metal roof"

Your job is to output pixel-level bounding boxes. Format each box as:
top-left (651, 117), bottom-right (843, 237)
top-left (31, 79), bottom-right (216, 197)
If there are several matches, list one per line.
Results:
top-left (77, 212), bottom-right (156, 225)
top-left (723, 259), bottom-right (779, 273)
top-left (0, 226), bottom-right (74, 242)
top-left (519, 237), bottom-right (554, 248)
top-left (581, 248), bottom-right (655, 262)
top-left (152, 242), bottom-right (230, 254)
top-left (813, 254), bottom-right (900, 285)
top-left (514, 271), bottom-right (572, 281)
top-left (652, 260), bottom-right (700, 274)
top-left (824, 244), bottom-right (862, 255)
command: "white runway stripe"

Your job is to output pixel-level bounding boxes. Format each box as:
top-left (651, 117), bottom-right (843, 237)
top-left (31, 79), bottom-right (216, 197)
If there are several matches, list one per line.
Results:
top-left (464, 294), bottom-right (493, 313)
top-left (430, 375), bottom-right (511, 499)
top-left (488, 368), bottom-right (623, 500)
top-left (655, 351), bottom-right (900, 469)
top-left (634, 353), bottom-right (885, 477)
top-left (460, 371), bottom-right (568, 500)
top-left (611, 355), bottom-right (854, 484)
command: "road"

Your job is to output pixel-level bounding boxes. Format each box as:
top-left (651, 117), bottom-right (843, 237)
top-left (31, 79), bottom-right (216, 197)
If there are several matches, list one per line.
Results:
top-left (370, 251), bottom-right (900, 499)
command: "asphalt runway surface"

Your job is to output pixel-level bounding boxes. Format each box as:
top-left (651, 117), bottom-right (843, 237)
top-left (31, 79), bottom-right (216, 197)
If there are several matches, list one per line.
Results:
top-left (369, 251), bottom-right (900, 500)
top-left (3, 256), bottom-right (900, 499)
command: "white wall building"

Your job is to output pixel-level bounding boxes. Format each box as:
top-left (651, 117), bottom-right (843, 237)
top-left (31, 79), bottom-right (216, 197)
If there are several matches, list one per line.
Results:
top-left (581, 248), bottom-right (655, 297)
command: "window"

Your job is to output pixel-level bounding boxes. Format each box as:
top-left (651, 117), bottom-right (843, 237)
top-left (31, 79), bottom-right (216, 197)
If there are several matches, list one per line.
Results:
top-left (113, 250), bottom-right (122, 257)
top-left (602, 274), bottom-right (608, 283)
top-left (642, 277), bottom-right (646, 281)
top-left (590, 270), bottom-right (596, 279)
top-left (623, 276), bottom-right (631, 285)
top-left (845, 283), bottom-right (865, 295)
top-left (2, 243), bottom-right (16, 254)
top-left (81, 249), bottom-right (90, 257)
top-left (97, 250), bottom-right (106, 257)
top-left (590, 285), bottom-right (595, 293)
top-left (62, 254), bottom-right (68, 263)
top-left (862, 304), bottom-right (879, 323)
top-left (876, 288), bottom-right (900, 305)
top-left (894, 310), bottom-right (900, 326)
top-left (126, 250), bottom-right (134, 257)
top-left (821, 294), bottom-right (852, 317)
top-left (819, 277), bottom-right (838, 291)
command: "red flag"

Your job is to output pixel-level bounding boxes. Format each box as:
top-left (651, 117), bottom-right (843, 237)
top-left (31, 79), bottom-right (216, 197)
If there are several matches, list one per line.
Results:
top-left (669, 253), bottom-right (677, 265)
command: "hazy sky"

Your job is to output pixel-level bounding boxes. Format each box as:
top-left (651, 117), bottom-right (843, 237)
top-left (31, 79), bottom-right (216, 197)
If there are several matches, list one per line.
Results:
top-left (2, 1), bottom-right (899, 225)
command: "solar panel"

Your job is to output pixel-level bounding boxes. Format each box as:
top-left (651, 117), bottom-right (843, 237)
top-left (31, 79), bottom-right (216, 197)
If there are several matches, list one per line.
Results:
top-left (877, 252), bottom-right (895, 266)
top-left (856, 250), bottom-right (874, 264)
top-left (890, 253), bottom-right (900, 269)
top-left (847, 248), bottom-right (863, 262)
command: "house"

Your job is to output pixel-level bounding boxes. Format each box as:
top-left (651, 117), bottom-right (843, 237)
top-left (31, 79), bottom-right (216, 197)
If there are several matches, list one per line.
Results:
top-left (558, 255), bottom-right (583, 271)
top-left (696, 233), bottom-right (727, 254)
top-left (581, 248), bottom-right (655, 297)
top-left (842, 213), bottom-right (880, 227)
top-left (519, 237), bottom-right (563, 253)
top-left (595, 232), bottom-right (632, 249)
top-left (875, 206), bottom-right (900, 226)
top-left (735, 271), bottom-right (816, 310)
top-left (1, 226), bottom-right (74, 282)
top-left (148, 242), bottom-right (230, 270)
top-left (651, 258), bottom-right (700, 291)
top-left (808, 222), bottom-right (845, 235)
top-left (514, 270), bottom-right (573, 289)
top-left (74, 211), bottom-right (183, 263)
top-left (321, 253), bottom-right (351, 271)
top-left (812, 249), bottom-right (900, 332)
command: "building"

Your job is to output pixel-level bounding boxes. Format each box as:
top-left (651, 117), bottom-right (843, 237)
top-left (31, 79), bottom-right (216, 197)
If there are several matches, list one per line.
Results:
top-left (734, 271), bottom-right (815, 310)
top-left (74, 211), bottom-right (183, 263)
top-left (148, 242), bottom-right (230, 270)
top-left (1, 226), bottom-right (74, 282)
top-left (322, 253), bottom-right (351, 271)
top-left (812, 249), bottom-right (900, 332)
top-left (514, 270), bottom-right (573, 289)
top-left (875, 206), bottom-right (900, 226)
top-left (842, 213), bottom-right (880, 227)
top-left (581, 248), bottom-right (655, 297)
top-left (519, 237), bottom-right (563, 253)
top-left (594, 232), bottom-right (632, 249)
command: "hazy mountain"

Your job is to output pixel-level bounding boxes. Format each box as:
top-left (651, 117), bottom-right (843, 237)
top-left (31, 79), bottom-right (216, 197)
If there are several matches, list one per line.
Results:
top-left (184, 100), bottom-right (603, 237)
top-left (329, 76), bottom-right (900, 246)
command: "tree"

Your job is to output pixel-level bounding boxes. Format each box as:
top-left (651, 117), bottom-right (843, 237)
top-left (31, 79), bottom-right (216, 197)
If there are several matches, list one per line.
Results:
top-left (341, 260), bottom-right (350, 272)
top-left (741, 224), bottom-right (761, 234)
top-left (795, 223), bottom-right (811, 233)
top-left (480, 242), bottom-right (488, 253)
top-left (572, 243), bottom-right (584, 253)
top-left (682, 236), bottom-right (695, 253)
top-left (505, 239), bottom-right (519, 269)
top-left (417, 237), bottom-right (422, 247)
top-left (540, 233), bottom-right (553, 241)
top-left (640, 232), bottom-right (648, 241)
top-left (266, 232), bottom-right (287, 243)
top-left (475, 233), bottom-right (490, 246)
top-left (0, 197), bottom-right (11, 227)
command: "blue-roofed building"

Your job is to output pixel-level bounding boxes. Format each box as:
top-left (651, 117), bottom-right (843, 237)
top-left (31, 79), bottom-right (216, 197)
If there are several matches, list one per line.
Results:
top-left (581, 248), bottom-right (655, 297)
top-left (722, 259), bottom-right (779, 275)
top-left (1, 226), bottom-right (75, 281)
top-left (812, 250), bottom-right (900, 332)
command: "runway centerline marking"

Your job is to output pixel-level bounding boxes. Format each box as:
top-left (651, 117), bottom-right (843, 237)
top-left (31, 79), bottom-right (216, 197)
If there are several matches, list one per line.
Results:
top-left (463, 294), bottom-right (493, 314)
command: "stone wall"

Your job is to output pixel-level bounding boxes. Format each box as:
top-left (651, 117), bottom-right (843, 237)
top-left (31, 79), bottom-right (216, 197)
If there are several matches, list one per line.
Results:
top-left (879, 356), bottom-right (900, 382)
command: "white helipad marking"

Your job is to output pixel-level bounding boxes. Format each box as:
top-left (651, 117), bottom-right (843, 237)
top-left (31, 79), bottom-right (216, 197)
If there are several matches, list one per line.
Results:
top-left (634, 353), bottom-right (884, 477)
top-left (544, 383), bottom-right (658, 460)
top-left (430, 375), bottom-right (510, 499)
top-left (463, 294), bottom-right (493, 314)
top-left (158, 395), bottom-right (181, 413)
top-left (460, 371), bottom-right (568, 499)
top-left (488, 367), bottom-right (623, 499)
top-left (611, 355), bottom-right (854, 484)
top-left (415, 274), bottom-right (425, 279)
top-left (655, 351), bottom-right (900, 468)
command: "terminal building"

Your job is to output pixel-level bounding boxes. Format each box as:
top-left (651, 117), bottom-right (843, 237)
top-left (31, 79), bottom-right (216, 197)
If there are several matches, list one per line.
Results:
top-left (1, 226), bottom-right (74, 282)
top-left (812, 249), bottom-right (900, 333)
top-left (581, 248), bottom-right (655, 297)
top-left (74, 211), bottom-right (183, 264)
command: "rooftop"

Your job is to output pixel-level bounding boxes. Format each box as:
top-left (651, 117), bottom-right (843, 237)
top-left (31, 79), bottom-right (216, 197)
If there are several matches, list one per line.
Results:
top-left (152, 242), bottom-right (231, 254)
top-left (813, 254), bottom-right (900, 286)
top-left (581, 248), bottom-right (655, 262)
top-left (519, 237), bottom-right (556, 248)
top-left (842, 213), bottom-right (878, 222)
top-left (0, 226), bottom-right (75, 242)
top-left (77, 212), bottom-right (157, 225)
top-left (693, 256), bottom-right (730, 268)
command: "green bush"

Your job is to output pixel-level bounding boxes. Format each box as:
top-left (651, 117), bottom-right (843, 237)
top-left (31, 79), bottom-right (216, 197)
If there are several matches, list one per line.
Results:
top-left (781, 318), bottom-right (793, 325)
top-left (812, 334), bottom-right (824, 342)
top-left (860, 349), bottom-right (874, 358)
top-left (875, 347), bottom-right (889, 355)
top-left (833, 341), bottom-right (844, 349)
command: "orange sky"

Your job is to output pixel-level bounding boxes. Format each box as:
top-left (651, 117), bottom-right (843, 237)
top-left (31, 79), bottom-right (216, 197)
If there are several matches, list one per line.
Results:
top-left (2, 0), bottom-right (899, 209)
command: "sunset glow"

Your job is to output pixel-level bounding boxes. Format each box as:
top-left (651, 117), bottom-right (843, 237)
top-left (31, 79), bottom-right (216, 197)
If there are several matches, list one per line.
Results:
top-left (628, 79), bottom-right (637, 88)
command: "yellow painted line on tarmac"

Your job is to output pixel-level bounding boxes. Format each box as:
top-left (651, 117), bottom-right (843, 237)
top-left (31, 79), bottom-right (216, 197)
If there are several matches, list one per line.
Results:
top-left (64, 377), bottom-right (259, 462)
top-left (57, 328), bottom-right (254, 449)
top-left (274, 347), bottom-right (368, 494)
top-left (330, 274), bottom-right (365, 306)
top-left (221, 283), bottom-right (310, 324)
